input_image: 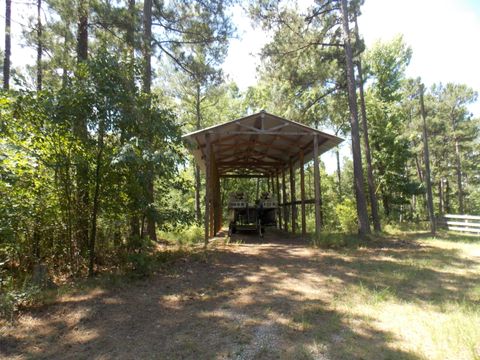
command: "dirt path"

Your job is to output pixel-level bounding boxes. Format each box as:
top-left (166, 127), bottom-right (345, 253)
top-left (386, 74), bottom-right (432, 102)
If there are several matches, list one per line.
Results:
top-left (1, 231), bottom-right (476, 359)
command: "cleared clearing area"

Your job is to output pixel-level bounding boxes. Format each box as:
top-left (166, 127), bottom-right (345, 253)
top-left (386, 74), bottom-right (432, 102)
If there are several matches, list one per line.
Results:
top-left (1, 231), bottom-right (479, 360)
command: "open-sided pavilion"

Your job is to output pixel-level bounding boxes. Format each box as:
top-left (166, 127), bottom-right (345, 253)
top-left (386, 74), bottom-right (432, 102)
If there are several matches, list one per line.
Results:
top-left (183, 110), bottom-right (343, 243)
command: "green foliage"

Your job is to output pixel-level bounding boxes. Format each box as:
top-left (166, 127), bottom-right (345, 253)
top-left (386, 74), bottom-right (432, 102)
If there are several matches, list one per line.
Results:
top-left (0, 281), bottom-right (48, 321)
top-left (126, 246), bottom-right (156, 278)
top-left (1, 0), bottom-right (240, 297)
top-left (159, 225), bottom-right (204, 246)
top-left (364, 35), bottom-right (412, 102)
top-left (335, 198), bottom-right (358, 233)
top-left (363, 37), bottom-right (421, 219)
top-left (0, 49), bottom-right (187, 284)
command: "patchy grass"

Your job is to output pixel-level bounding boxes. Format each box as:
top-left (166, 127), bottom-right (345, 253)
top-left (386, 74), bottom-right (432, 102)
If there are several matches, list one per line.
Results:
top-left (318, 231), bottom-right (480, 360)
top-left (1, 230), bottom-right (479, 359)
top-left (312, 231), bottom-right (363, 248)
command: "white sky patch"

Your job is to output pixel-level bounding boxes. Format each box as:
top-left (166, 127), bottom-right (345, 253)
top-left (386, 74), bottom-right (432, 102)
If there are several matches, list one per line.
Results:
top-left (358, 0), bottom-right (480, 115)
top-left (223, 4), bottom-right (270, 90)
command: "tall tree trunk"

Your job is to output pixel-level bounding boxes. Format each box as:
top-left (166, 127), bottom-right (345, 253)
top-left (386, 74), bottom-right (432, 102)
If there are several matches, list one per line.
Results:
top-left (77, 0), bottom-right (88, 62)
top-left (438, 179), bottom-right (444, 214)
top-left (414, 152), bottom-right (428, 216)
top-left (126, 0), bottom-right (140, 238)
top-left (194, 83), bottom-right (202, 223)
top-left (372, 146), bottom-right (390, 217)
top-left (318, 161), bottom-right (324, 227)
top-left (419, 83), bottom-right (436, 235)
top-left (339, 0), bottom-right (370, 236)
top-left (36, 0), bottom-right (43, 91)
top-left (89, 117), bottom-right (105, 277)
top-left (382, 192), bottom-right (390, 218)
top-left (142, 0), bottom-right (157, 241)
top-left (142, 0), bottom-right (152, 93)
top-left (445, 178), bottom-right (450, 213)
top-left (354, 16), bottom-right (381, 232)
top-left (127, 0), bottom-right (135, 63)
top-left (75, 0), bottom-right (90, 257)
top-left (3, 0), bottom-right (11, 90)
top-left (61, 22), bottom-right (69, 88)
top-left (194, 166), bottom-right (202, 223)
top-left (356, 62), bottom-right (381, 232)
top-left (454, 138), bottom-right (464, 213)
top-left (336, 146), bottom-right (342, 199)
top-left (62, 159), bottom-right (76, 270)
top-left (415, 153), bottom-right (424, 183)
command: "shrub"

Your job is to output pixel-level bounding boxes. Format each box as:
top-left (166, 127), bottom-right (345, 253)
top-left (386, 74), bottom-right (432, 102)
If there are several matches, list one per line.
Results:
top-left (0, 284), bottom-right (46, 321)
top-left (335, 199), bottom-right (358, 233)
top-left (158, 225), bottom-right (204, 246)
top-left (127, 252), bottom-right (155, 277)
top-left (122, 235), bottom-right (156, 277)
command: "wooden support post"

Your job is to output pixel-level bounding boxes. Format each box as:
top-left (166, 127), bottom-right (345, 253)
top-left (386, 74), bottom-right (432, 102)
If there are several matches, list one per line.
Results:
top-left (300, 152), bottom-right (306, 238)
top-left (204, 133), bottom-right (211, 245)
top-left (212, 157), bottom-right (221, 236)
top-left (290, 159), bottom-right (296, 234)
top-left (270, 175), bottom-right (274, 196)
top-left (313, 135), bottom-right (322, 236)
top-left (314, 160), bottom-right (324, 228)
top-left (210, 200), bottom-right (214, 237)
top-left (276, 171), bottom-right (282, 230)
top-left (282, 168), bottom-right (288, 232)
top-left (218, 177), bottom-right (223, 231)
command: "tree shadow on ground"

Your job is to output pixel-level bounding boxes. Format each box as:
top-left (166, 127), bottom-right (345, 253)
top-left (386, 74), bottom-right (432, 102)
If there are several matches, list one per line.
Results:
top-left (2, 230), bottom-right (478, 359)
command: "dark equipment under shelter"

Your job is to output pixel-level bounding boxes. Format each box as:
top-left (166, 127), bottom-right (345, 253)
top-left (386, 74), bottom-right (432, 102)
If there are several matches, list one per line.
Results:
top-left (183, 111), bottom-right (343, 243)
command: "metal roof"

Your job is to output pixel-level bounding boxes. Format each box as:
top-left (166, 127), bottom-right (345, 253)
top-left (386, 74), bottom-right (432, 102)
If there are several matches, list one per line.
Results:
top-left (183, 110), bottom-right (343, 177)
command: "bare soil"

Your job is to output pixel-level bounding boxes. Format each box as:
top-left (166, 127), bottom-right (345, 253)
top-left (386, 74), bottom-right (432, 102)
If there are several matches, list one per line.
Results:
top-left (1, 231), bottom-right (476, 359)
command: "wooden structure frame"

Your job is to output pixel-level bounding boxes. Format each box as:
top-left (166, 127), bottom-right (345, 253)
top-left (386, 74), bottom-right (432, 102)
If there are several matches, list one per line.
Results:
top-left (183, 111), bottom-right (343, 243)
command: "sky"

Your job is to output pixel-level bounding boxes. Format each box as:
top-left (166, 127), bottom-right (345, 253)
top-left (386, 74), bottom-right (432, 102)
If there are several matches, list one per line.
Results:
top-left (2, 0), bottom-right (480, 172)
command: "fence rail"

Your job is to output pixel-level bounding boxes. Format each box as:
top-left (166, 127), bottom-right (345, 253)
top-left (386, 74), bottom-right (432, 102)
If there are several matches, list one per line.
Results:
top-left (437, 214), bottom-right (480, 234)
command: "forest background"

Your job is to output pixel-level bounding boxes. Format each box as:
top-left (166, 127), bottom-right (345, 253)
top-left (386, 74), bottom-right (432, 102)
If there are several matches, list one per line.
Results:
top-left (0, 0), bottom-right (479, 295)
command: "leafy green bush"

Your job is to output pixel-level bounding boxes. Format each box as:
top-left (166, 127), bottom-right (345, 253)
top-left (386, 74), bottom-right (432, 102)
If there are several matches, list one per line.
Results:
top-left (335, 199), bottom-right (358, 233)
top-left (158, 225), bottom-right (204, 246)
top-left (0, 284), bottom-right (46, 321)
top-left (127, 252), bottom-right (155, 277)
top-left (0, 291), bottom-right (16, 321)
top-left (123, 235), bottom-right (156, 277)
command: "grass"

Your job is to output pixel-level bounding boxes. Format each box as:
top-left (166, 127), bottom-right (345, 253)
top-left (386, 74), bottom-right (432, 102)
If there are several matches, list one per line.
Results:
top-left (162, 227), bottom-right (479, 360)
top-left (2, 228), bottom-right (479, 359)
top-left (311, 231), bottom-right (363, 248)
top-left (296, 230), bottom-right (480, 360)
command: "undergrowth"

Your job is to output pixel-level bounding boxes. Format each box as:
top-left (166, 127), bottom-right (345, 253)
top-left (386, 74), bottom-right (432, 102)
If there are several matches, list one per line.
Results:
top-left (0, 245), bottom-right (205, 322)
top-left (158, 225), bottom-right (204, 246)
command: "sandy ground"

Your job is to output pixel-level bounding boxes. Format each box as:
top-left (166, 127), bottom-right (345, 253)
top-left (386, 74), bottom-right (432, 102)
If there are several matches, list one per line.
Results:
top-left (1, 231), bottom-right (475, 360)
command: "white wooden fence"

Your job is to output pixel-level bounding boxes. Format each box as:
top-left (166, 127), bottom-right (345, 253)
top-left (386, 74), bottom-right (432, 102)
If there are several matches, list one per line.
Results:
top-left (437, 214), bottom-right (480, 235)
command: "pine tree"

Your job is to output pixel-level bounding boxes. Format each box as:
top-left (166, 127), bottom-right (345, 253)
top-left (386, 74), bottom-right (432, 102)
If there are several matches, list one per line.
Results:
top-left (3, 0), bottom-right (11, 90)
top-left (340, 0), bottom-right (370, 235)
